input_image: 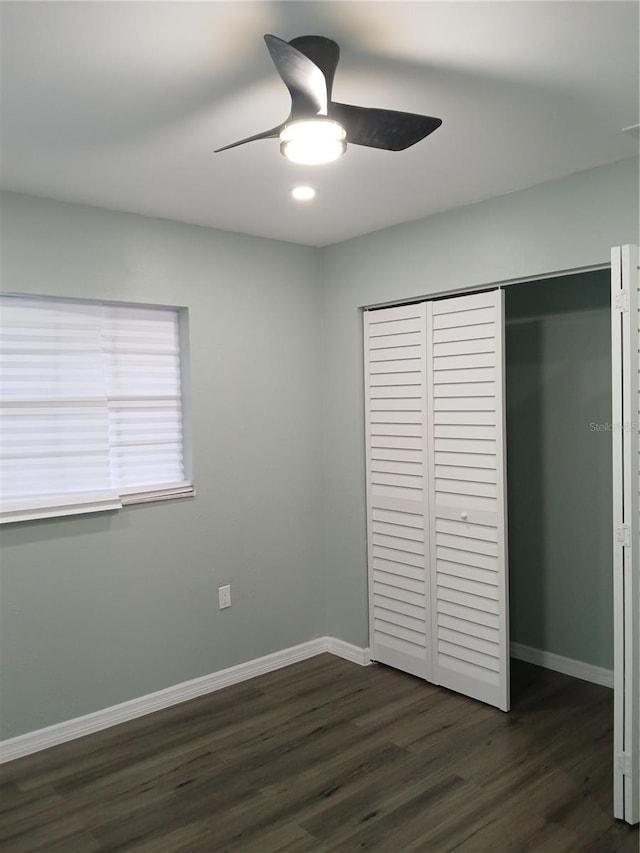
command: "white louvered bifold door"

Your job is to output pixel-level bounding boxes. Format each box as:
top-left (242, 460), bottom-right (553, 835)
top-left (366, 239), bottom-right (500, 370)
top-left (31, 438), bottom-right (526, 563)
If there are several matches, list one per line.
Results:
top-left (364, 303), bottom-right (431, 680)
top-left (611, 245), bottom-right (639, 824)
top-left (426, 290), bottom-right (510, 711)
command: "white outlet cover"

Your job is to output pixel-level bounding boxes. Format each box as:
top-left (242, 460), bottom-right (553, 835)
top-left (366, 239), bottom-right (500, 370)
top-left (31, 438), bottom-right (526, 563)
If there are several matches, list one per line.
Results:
top-left (218, 584), bottom-right (231, 609)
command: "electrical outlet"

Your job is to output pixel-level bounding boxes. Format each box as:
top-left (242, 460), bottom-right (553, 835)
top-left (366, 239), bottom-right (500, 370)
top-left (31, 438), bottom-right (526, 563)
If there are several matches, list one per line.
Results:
top-left (218, 584), bottom-right (231, 609)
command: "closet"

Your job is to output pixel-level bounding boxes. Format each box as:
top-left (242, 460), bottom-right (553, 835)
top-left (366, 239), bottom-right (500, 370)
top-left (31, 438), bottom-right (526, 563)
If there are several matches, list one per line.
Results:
top-left (363, 247), bottom-right (638, 823)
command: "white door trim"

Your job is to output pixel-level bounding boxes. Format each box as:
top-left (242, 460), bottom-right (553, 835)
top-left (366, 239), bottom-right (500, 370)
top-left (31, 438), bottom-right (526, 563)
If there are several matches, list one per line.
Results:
top-left (611, 244), bottom-right (639, 824)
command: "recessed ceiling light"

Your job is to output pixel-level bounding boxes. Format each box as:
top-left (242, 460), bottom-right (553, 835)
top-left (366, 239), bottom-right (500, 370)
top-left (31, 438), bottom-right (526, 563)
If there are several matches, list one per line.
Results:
top-left (290, 186), bottom-right (316, 201)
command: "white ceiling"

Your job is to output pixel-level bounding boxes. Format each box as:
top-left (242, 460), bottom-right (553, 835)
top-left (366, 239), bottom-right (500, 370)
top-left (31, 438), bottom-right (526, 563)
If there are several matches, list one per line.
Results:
top-left (1, 1), bottom-right (638, 247)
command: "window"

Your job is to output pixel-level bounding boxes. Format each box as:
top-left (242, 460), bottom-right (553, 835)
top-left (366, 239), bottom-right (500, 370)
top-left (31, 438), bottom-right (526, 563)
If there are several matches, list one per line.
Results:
top-left (0, 294), bottom-right (193, 523)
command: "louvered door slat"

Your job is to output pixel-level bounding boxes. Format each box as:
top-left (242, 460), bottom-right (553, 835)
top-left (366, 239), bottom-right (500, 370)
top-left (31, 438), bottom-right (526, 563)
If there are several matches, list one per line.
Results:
top-left (427, 290), bottom-right (510, 711)
top-left (365, 303), bottom-right (430, 680)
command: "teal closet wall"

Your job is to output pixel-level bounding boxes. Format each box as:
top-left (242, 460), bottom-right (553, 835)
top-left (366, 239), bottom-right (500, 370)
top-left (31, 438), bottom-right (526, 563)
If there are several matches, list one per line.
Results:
top-left (505, 270), bottom-right (612, 668)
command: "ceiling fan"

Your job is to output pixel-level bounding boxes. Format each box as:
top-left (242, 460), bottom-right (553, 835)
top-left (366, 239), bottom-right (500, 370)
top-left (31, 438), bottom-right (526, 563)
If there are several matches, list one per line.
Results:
top-left (215, 34), bottom-right (442, 164)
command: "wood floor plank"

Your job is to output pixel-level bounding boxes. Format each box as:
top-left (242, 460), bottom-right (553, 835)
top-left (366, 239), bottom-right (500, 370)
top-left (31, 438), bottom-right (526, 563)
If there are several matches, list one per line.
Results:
top-left (301, 766), bottom-right (471, 849)
top-left (0, 812), bottom-right (94, 853)
top-left (0, 654), bottom-right (636, 852)
top-left (0, 782), bottom-right (59, 820)
top-left (115, 814), bottom-right (327, 853)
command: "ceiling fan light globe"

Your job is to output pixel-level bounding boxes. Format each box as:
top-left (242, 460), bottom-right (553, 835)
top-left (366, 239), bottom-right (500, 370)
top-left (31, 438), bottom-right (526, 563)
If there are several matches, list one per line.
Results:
top-left (280, 119), bottom-right (346, 165)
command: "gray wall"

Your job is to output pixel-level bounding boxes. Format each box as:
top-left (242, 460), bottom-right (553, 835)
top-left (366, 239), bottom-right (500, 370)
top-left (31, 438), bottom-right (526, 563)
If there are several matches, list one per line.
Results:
top-left (1, 156), bottom-right (637, 739)
top-left (0, 193), bottom-right (324, 739)
top-left (505, 271), bottom-right (613, 668)
top-left (320, 157), bottom-right (639, 653)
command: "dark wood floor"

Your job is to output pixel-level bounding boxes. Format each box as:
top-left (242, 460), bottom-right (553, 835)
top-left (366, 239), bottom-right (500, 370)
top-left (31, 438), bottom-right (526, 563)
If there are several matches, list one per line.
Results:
top-left (1, 655), bottom-right (638, 852)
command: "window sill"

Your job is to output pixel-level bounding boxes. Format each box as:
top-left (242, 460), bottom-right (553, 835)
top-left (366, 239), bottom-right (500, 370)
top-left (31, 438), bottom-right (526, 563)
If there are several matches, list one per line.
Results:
top-left (0, 485), bottom-right (195, 524)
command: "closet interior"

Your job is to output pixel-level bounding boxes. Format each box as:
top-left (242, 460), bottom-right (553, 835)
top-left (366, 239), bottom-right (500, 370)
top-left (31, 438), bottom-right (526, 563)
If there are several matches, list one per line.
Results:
top-left (505, 269), bottom-right (612, 690)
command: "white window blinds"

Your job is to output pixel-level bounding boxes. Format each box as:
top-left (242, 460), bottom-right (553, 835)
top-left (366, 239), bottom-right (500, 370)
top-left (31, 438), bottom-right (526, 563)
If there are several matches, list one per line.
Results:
top-left (0, 295), bottom-right (193, 523)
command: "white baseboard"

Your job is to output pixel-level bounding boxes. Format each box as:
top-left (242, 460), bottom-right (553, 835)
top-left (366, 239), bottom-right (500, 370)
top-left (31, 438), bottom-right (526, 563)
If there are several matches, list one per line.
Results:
top-left (510, 641), bottom-right (614, 688)
top-left (326, 636), bottom-right (372, 666)
top-left (0, 637), bottom-right (370, 764)
top-left (0, 638), bottom-right (609, 764)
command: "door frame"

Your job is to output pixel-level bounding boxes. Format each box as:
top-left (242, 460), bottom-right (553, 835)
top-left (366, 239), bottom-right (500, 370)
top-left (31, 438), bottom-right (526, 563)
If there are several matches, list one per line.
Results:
top-left (611, 245), bottom-right (639, 824)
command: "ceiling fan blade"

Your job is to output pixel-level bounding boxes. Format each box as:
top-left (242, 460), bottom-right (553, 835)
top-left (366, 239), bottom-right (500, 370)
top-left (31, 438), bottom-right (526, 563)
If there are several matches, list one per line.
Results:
top-left (264, 34), bottom-right (328, 117)
top-left (214, 124), bottom-right (283, 153)
top-left (288, 36), bottom-right (340, 101)
top-left (329, 103), bottom-right (442, 150)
